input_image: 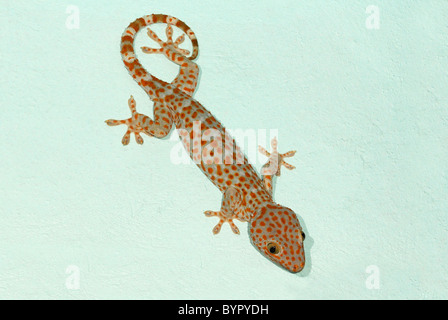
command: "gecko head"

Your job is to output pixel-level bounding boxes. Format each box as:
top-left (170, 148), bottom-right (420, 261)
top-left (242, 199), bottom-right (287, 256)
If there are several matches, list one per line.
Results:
top-left (249, 203), bottom-right (305, 273)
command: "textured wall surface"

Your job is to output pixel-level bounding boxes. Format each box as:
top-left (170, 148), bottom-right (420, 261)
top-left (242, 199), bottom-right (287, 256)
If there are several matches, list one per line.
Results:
top-left (1, 0), bottom-right (447, 299)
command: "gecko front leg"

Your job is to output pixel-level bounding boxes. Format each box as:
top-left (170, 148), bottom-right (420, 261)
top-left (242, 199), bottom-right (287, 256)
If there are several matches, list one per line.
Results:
top-left (204, 187), bottom-right (250, 235)
top-left (259, 137), bottom-right (296, 194)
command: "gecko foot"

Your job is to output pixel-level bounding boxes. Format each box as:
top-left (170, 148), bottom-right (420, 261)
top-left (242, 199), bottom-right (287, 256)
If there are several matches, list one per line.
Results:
top-left (259, 137), bottom-right (296, 177)
top-left (204, 210), bottom-right (240, 235)
top-left (141, 24), bottom-right (190, 57)
top-left (105, 95), bottom-right (151, 145)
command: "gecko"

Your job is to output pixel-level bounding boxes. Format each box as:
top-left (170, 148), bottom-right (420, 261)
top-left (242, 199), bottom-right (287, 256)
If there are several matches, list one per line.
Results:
top-left (106, 14), bottom-right (306, 273)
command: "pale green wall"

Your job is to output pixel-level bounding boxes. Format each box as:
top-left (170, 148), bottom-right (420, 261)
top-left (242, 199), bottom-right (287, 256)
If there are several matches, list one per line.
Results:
top-left (0, 0), bottom-right (447, 299)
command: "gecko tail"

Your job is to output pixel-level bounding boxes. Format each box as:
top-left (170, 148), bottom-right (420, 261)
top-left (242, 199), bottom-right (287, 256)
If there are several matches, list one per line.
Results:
top-left (120, 14), bottom-right (199, 101)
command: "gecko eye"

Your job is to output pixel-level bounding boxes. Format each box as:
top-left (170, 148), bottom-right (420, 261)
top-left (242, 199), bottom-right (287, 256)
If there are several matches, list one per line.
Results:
top-left (267, 242), bottom-right (280, 255)
top-left (301, 231), bottom-right (306, 240)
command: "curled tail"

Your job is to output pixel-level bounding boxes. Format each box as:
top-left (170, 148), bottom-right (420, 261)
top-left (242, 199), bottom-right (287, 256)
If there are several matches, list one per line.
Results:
top-left (120, 14), bottom-right (199, 100)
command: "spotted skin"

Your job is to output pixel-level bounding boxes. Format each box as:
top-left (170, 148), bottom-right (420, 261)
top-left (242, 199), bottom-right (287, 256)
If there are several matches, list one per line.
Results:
top-left (106, 15), bottom-right (306, 273)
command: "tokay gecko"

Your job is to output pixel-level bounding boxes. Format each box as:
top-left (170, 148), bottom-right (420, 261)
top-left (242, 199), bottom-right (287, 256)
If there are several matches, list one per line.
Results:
top-left (106, 14), bottom-right (306, 273)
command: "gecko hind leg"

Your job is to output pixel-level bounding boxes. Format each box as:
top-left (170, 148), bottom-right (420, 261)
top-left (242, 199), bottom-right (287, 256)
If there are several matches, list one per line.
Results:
top-left (141, 24), bottom-right (190, 57)
top-left (142, 24), bottom-right (199, 97)
top-left (105, 96), bottom-right (172, 145)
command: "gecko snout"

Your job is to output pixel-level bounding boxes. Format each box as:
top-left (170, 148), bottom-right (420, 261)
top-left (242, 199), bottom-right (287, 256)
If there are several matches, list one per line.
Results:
top-left (249, 203), bottom-right (306, 273)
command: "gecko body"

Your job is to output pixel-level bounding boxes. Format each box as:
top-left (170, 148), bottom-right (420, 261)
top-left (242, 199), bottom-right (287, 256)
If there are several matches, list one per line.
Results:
top-left (106, 15), bottom-right (306, 273)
